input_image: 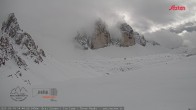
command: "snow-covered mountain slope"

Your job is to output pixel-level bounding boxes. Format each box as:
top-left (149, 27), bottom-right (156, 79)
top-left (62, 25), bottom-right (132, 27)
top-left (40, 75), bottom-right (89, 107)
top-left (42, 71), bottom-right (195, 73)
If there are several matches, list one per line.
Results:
top-left (0, 13), bottom-right (196, 110)
top-left (1, 46), bottom-right (196, 110)
top-left (0, 13), bottom-right (48, 85)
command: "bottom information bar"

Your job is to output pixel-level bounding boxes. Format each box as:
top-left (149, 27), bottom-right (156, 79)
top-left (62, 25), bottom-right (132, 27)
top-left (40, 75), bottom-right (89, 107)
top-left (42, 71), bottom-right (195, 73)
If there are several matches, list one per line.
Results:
top-left (0, 107), bottom-right (124, 110)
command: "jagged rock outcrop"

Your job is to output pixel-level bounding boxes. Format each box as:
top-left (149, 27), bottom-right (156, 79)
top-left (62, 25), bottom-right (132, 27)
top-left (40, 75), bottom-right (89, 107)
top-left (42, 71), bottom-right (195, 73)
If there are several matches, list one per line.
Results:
top-left (119, 23), bottom-right (135, 47)
top-left (119, 23), bottom-right (147, 47)
top-left (90, 19), bottom-right (111, 49)
top-left (0, 13), bottom-right (46, 69)
top-left (75, 31), bottom-right (89, 50)
top-left (133, 32), bottom-right (146, 46)
top-left (0, 34), bottom-right (27, 69)
top-left (1, 13), bottom-right (21, 38)
top-left (0, 35), bottom-right (11, 67)
top-left (75, 19), bottom-right (111, 49)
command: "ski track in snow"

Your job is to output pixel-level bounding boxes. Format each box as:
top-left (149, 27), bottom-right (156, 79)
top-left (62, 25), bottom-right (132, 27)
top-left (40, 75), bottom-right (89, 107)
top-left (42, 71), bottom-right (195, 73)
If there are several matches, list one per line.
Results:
top-left (74, 53), bottom-right (185, 74)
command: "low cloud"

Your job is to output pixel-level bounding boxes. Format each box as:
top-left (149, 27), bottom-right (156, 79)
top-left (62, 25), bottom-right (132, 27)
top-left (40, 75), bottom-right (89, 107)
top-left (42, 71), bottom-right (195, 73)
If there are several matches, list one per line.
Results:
top-left (145, 30), bottom-right (183, 49)
top-left (181, 31), bottom-right (196, 48)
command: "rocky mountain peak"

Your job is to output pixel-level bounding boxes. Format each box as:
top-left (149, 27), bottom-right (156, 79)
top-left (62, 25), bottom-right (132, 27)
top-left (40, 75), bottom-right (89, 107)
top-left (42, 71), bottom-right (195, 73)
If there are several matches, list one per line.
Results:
top-left (120, 23), bottom-right (133, 35)
top-left (0, 13), bottom-right (46, 70)
top-left (94, 19), bottom-right (109, 35)
top-left (1, 13), bottom-right (21, 38)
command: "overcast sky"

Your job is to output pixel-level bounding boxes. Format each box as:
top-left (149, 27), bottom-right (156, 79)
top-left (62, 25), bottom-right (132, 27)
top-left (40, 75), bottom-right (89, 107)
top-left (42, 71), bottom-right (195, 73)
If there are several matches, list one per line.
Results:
top-left (0, 0), bottom-right (196, 48)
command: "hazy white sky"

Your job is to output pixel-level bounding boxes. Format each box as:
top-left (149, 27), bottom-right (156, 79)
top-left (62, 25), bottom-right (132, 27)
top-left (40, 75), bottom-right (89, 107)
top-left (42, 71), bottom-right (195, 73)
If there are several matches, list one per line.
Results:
top-left (1, 0), bottom-right (196, 32)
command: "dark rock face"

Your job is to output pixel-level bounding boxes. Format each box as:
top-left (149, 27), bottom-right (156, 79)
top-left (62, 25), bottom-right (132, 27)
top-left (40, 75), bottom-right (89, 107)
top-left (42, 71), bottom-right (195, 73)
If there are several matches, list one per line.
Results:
top-left (90, 19), bottom-right (111, 49)
top-left (0, 13), bottom-right (46, 69)
top-left (119, 23), bottom-right (135, 47)
top-left (133, 32), bottom-right (146, 46)
top-left (120, 23), bottom-right (133, 34)
top-left (75, 19), bottom-right (111, 49)
top-left (0, 35), bottom-right (27, 69)
top-left (119, 23), bottom-right (147, 47)
top-left (0, 35), bottom-right (10, 67)
top-left (1, 13), bottom-right (21, 38)
top-left (75, 32), bottom-right (89, 50)
top-left (39, 49), bottom-right (46, 57)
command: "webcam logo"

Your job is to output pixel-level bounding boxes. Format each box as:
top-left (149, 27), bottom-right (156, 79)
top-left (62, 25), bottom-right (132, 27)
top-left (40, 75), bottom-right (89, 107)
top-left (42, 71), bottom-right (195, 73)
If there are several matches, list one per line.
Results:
top-left (10, 86), bottom-right (28, 101)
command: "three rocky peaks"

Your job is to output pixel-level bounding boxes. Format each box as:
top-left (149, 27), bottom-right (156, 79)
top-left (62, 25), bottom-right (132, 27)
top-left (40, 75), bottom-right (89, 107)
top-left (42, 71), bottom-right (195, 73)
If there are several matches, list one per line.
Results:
top-left (75, 19), bottom-right (147, 49)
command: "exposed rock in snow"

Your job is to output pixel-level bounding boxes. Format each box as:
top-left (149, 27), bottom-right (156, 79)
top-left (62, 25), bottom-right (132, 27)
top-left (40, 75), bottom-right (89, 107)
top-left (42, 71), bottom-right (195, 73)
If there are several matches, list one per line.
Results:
top-left (133, 32), bottom-right (146, 46)
top-left (146, 40), bottom-right (160, 46)
top-left (75, 31), bottom-right (89, 50)
top-left (119, 23), bottom-right (148, 47)
top-left (74, 20), bottom-right (159, 49)
top-left (1, 13), bottom-right (21, 38)
top-left (0, 34), bottom-right (27, 69)
top-left (0, 13), bottom-right (46, 69)
top-left (90, 19), bottom-right (111, 49)
top-left (75, 19), bottom-right (111, 49)
top-left (119, 23), bottom-right (135, 47)
top-left (120, 23), bottom-right (133, 34)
